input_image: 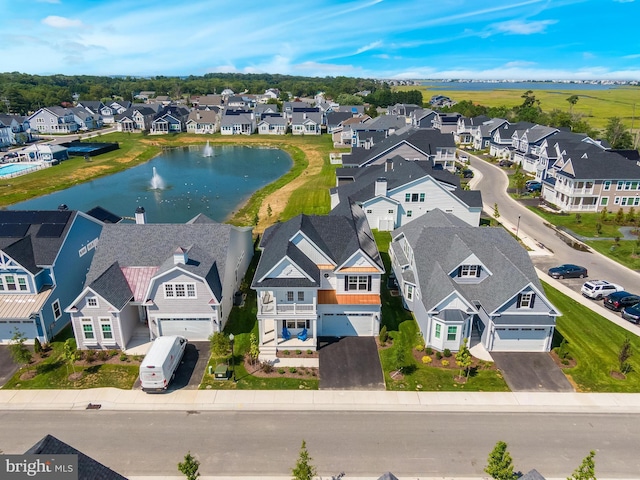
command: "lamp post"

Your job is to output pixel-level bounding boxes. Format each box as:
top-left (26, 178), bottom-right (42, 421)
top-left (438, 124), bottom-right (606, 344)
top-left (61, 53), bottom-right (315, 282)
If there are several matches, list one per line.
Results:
top-left (228, 333), bottom-right (236, 382)
top-left (516, 215), bottom-right (521, 241)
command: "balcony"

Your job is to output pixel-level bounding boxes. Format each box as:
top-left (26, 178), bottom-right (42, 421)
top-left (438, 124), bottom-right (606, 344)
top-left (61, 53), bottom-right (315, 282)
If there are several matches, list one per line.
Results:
top-left (555, 183), bottom-right (595, 196)
top-left (258, 291), bottom-right (316, 316)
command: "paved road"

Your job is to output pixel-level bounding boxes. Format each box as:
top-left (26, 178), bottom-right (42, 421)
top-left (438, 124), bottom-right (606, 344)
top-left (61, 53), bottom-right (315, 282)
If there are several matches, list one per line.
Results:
top-left (469, 154), bottom-right (640, 296)
top-left (0, 410), bottom-right (638, 478)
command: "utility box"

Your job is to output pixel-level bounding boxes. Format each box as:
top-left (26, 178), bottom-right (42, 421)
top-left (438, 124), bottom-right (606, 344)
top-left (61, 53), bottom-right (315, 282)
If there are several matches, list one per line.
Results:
top-left (214, 364), bottom-right (229, 380)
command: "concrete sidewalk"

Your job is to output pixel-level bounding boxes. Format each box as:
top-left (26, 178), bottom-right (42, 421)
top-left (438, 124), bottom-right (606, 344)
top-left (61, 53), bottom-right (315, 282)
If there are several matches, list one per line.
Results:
top-left (1, 387), bottom-right (640, 413)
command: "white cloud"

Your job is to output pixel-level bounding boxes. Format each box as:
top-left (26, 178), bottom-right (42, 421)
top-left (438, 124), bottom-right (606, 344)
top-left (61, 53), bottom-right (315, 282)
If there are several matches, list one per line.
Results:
top-left (355, 41), bottom-right (382, 55)
top-left (42, 16), bottom-right (85, 28)
top-left (624, 53), bottom-right (640, 59)
top-left (504, 61), bottom-right (537, 67)
top-left (613, 0), bottom-right (634, 3)
top-left (491, 19), bottom-right (557, 34)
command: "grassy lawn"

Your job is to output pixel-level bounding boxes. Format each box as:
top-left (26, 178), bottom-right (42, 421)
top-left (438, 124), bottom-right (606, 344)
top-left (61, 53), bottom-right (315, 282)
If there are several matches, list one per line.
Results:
top-left (527, 207), bottom-right (627, 238)
top-left (544, 281), bottom-right (640, 392)
top-left (373, 230), bottom-right (509, 392)
top-left (3, 327), bottom-right (140, 390)
top-left (585, 240), bottom-right (640, 271)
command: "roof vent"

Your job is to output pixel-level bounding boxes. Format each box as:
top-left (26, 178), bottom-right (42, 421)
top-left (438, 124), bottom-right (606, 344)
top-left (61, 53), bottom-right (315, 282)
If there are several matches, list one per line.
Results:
top-left (58, 204), bottom-right (69, 211)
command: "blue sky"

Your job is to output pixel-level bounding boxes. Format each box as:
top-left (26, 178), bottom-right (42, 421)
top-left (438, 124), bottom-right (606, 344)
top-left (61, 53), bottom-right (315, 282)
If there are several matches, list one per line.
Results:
top-left (2, 0), bottom-right (639, 80)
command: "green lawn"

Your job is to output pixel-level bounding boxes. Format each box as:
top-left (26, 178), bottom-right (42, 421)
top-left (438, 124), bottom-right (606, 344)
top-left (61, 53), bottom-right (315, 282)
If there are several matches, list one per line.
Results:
top-left (585, 240), bottom-right (640, 271)
top-left (527, 207), bottom-right (627, 238)
top-left (544, 281), bottom-right (640, 392)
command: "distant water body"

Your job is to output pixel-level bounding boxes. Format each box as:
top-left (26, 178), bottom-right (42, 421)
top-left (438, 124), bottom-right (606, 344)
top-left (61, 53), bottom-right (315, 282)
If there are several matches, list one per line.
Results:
top-left (421, 81), bottom-right (618, 91)
top-left (9, 145), bottom-right (292, 224)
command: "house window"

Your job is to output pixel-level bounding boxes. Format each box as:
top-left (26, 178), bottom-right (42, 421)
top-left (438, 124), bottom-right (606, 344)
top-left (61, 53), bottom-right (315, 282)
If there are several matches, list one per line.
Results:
top-left (298, 291), bottom-right (305, 302)
top-left (406, 284), bottom-right (414, 301)
top-left (52, 300), bottom-right (62, 320)
top-left (600, 197), bottom-right (608, 206)
top-left (286, 320), bottom-right (309, 329)
top-left (459, 265), bottom-right (480, 277)
top-left (407, 210), bottom-right (413, 217)
top-left (1, 275), bottom-right (29, 292)
top-left (518, 292), bottom-right (536, 309)
top-left (435, 323), bottom-right (441, 339)
top-left (100, 318), bottom-right (113, 340)
top-left (287, 291), bottom-right (294, 302)
top-left (388, 209), bottom-right (394, 214)
top-left (346, 275), bottom-right (371, 291)
top-left (3, 275), bottom-right (16, 291)
top-left (447, 326), bottom-right (457, 341)
top-left (81, 319), bottom-right (94, 340)
top-left (617, 181), bottom-right (623, 190)
top-left (17, 278), bottom-right (27, 291)
top-left (614, 197), bottom-right (620, 205)
top-left (87, 297), bottom-right (99, 308)
top-left (164, 283), bottom-right (197, 298)
top-left (405, 193), bottom-right (411, 202)
top-left (366, 209), bottom-right (373, 214)
top-left (419, 193), bottom-right (425, 202)
top-left (411, 193), bottom-right (419, 202)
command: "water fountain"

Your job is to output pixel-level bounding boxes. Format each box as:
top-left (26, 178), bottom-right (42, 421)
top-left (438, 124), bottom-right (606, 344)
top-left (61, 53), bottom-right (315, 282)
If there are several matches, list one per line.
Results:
top-left (203, 140), bottom-right (213, 158)
top-left (150, 166), bottom-right (165, 190)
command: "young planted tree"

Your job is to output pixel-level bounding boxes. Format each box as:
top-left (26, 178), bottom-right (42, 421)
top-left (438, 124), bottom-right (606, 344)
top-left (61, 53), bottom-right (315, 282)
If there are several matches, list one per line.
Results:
top-left (292, 440), bottom-right (317, 480)
top-left (8, 328), bottom-right (32, 368)
top-left (62, 338), bottom-right (78, 376)
top-left (178, 452), bottom-right (200, 480)
top-left (249, 332), bottom-right (260, 366)
top-left (618, 337), bottom-right (633, 375)
top-left (493, 203), bottom-right (501, 220)
top-left (568, 450), bottom-right (596, 480)
top-left (209, 332), bottom-right (231, 357)
top-left (485, 440), bottom-right (517, 480)
top-left (455, 338), bottom-right (472, 379)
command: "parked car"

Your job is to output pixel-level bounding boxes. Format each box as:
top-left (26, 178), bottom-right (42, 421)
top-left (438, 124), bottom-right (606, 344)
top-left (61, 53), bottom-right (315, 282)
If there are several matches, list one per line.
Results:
top-left (581, 280), bottom-right (625, 300)
top-left (461, 169), bottom-right (474, 178)
top-left (547, 264), bottom-right (588, 279)
top-left (603, 291), bottom-right (640, 312)
top-left (459, 154), bottom-right (469, 163)
top-left (499, 159), bottom-right (514, 167)
top-left (526, 181), bottom-right (542, 192)
top-left (622, 303), bottom-right (640, 324)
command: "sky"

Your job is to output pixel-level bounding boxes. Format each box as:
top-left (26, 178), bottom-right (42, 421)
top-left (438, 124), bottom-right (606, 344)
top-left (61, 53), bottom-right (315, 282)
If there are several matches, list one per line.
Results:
top-left (1, 0), bottom-right (640, 80)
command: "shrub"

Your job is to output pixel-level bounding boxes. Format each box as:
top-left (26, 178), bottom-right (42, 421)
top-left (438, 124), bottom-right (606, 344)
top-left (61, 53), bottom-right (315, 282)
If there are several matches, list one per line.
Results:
top-left (85, 350), bottom-right (96, 363)
top-left (306, 349), bottom-right (313, 355)
top-left (436, 351), bottom-right (443, 360)
top-left (34, 338), bottom-right (42, 355)
top-left (134, 355), bottom-right (143, 362)
top-left (441, 359), bottom-right (450, 367)
top-left (295, 350), bottom-right (302, 355)
top-left (425, 347), bottom-right (434, 355)
top-left (209, 332), bottom-right (231, 357)
top-left (289, 367), bottom-right (297, 374)
top-left (422, 355), bottom-right (432, 364)
top-left (109, 350), bottom-right (118, 357)
top-left (119, 353), bottom-right (128, 362)
top-left (415, 344), bottom-right (424, 352)
top-left (379, 325), bottom-right (388, 344)
top-left (97, 350), bottom-right (108, 361)
top-left (284, 350), bottom-right (290, 355)
top-left (278, 368), bottom-right (285, 375)
top-left (443, 348), bottom-right (452, 358)
top-left (261, 361), bottom-right (274, 374)
top-left (595, 222), bottom-right (602, 235)
top-left (556, 339), bottom-right (570, 360)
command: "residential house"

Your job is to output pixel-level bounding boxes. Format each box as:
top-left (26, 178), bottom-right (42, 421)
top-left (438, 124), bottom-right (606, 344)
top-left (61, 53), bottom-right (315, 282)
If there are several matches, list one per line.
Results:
top-left (350, 115), bottom-right (407, 147)
top-left (387, 103), bottom-right (421, 123)
top-left (252, 203), bottom-right (384, 360)
top-left (186, 109), bottom-right (220, 134)
top-left (257, 115), bottom-right (287, 135)
top-left (17, 144), bottom-right (69, 163)
top-left (410, 108), bottom-right (437, 129)
top-left (69, 107), bottom-right (97, 131)
top-left (432, 113), bottom-right (462, 134)
top-left (430, 95), bottom-right (455, 108)
top-left (115, 106), bottom-right (157, 132)
top-left (66, 213), bottom-right (253, 350)
top-left (489, 121), bottom-right (536, 159)
top-left (331, 116), bottom-right (372, 147)
top-left (0, 114), bottom-right (31, 147)
top-left (220, 112), bottom-right (256, 135)
top-left (0, 208), bottom-right (104, 343)
top-left (512, 124), bottom-right (559, 173)
top-left (192, 94), bottom-right (223, 109)
top-left (28, 107), bottom-right (78, 135)
top-left (390, 210), bottom-right (559, 352)
top-left (254, 104), bottom-right (280, 122)
top-left (283, 101), bottom-right (313, 121)
top-left (77, 100), bottom-right (105, 115)
top-left (472, 118), bottom-right (509, 150)
top-left (291, 111), bottom-right (323, 135)
top-left (99, 101), bottom-right (132, 124)
top-left (542, 139), bottom-right (640, 212)
top-left (134, 91), bottom-right (155, 102)
top-left (331, 156), bottom-right (482, 230)
top-left (150, 106), bottom-right (190, 134)
top-left (341, 127), bottom-right (457, 171)
top-left (326, 111), bottom-right (356, 133)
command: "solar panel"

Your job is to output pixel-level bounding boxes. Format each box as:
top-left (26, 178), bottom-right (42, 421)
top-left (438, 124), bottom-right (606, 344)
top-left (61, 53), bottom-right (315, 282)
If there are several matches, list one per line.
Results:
top-left (0, 223), bottom-right (30, 237)
top-left (36, 223), bottom-right (66, 238)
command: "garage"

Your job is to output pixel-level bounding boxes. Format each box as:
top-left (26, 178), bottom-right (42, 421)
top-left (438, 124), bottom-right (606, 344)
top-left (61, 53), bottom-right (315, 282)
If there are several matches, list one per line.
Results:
top-left (157, 317), bottom-right (214, 341)
top-left (0, 320), bottom-right (37, 343)
top-left (321, 313), bottom-right (375, 337)
top-left (491, 327), bottom-right (550, 352)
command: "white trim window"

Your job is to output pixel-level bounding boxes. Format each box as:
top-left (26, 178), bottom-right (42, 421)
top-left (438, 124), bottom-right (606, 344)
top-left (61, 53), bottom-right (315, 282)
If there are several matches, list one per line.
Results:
top-left (517, 292), bottom-right (536, 309)
top-left (87, 297), bottom-right (99, 308)
top-left (346, 275), bottom-right (371, 292)
top-left (52, 299), bottom-right (62, 320)
top-left (447, 326), bottom-right (457, 341)
top-left (100, 317), bottom-right (113, 340)
top-left (405, 284), bottom-right (414, 301)
top-left (459, 265), bottom-right (480, 277)
top-left (0, 274), bottom-right (29, 292)
top-left (81, 318), bottom-right (94, 340)
top-left (164, 282), bottom-right (197, 299)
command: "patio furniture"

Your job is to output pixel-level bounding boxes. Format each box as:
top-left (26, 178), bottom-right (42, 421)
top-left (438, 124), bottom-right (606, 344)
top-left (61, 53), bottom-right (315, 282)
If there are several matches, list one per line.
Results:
top-left (297, 328), bottom-right (308, 341)
top-left (282, 327), bottom-right (291, 340)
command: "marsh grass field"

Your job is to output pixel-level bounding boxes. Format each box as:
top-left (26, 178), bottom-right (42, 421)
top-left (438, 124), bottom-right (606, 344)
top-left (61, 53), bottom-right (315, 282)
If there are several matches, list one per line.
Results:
top-left (399, 84), bottom-right (640, 131)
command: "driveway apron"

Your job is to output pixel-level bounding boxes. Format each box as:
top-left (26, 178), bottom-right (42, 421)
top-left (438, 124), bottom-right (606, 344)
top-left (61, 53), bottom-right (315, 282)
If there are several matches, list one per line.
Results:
top-left (318, 337), bottom-right (385, 390)
top-left (492, 352), bottom-right (574, 392)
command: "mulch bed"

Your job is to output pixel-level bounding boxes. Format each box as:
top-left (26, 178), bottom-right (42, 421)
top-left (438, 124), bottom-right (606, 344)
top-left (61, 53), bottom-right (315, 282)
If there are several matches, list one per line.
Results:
top-left (244, 357), bottom-right (318, 380)
top-left (549, 350), bottom-right (577, 369)
top-left (275, 349), bottom-right (318, 359)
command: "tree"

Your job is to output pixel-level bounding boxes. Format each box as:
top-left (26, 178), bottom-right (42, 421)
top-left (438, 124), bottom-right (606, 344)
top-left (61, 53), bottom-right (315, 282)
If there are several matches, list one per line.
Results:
top-left (33, 338), bottom-right (42, 356)
top-left (8, 328), bottom-right (32, 367)
top-left (605, 117), bottom-right (633, 149)
top-left (566, 95), bottom-right (579, 114)
top-left (485, 441), bottom-right (517, 480)
top-left (209, 332), bottom-right (231, 357)
top-left (493, 202), bottom-right (501, 219)
top-left (391, 335), bottom-right (406, 371)
top-left (512, 168), bottom-right (527, 195)
top-left (249, 332), bottom-right (260, 366)
top-left (178, 452), bottom-right (200, 480)
top-left (568, 450), bottom-right (596, 480)
top-left (292, 440), bottom-right (317, 480)
top-left (618, 337), bottom-right (632, 375)
top-left (455, 338), bottom-right (472, 379)
top-left (62, 338), bottom-right (78, 375)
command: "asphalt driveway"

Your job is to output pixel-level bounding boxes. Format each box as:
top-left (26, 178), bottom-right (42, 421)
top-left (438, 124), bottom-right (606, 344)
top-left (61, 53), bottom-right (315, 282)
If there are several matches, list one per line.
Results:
top-left (0, 345), bottom-right (20, 387)
top-left (491, 352), bottom-right (574, 392)
top-left (318, 336), bottom-right (385, 390)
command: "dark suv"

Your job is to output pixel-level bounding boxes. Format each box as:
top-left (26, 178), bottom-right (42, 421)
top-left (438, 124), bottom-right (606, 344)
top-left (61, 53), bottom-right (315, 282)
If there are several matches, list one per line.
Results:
top-left (603, 291), bottom-right (640, 312)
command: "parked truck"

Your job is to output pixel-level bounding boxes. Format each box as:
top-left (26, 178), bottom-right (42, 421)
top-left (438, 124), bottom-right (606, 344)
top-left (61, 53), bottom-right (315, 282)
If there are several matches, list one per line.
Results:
top-left (139, 335), bottom-right (187, 392)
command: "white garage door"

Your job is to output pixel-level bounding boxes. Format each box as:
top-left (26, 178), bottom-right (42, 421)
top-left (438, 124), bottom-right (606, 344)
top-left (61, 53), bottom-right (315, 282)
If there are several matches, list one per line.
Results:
top-left (492, 327), bottom-right (549, 352)
top-left (321, 313), bottom-right (374, 337)
top-left (158, 317), bottom-right (213, 341)
top-left (0, 320), bottom-right (37, 343)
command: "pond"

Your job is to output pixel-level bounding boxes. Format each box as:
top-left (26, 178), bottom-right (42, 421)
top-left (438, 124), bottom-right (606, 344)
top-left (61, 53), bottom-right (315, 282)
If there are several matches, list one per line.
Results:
top-left (9, 145), bottom-right (292, 223)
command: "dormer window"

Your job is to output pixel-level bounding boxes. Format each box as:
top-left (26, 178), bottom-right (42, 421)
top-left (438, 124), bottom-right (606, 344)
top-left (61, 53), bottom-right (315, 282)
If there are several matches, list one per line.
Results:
top-left (87, 297), bottom-right (99, 308)
top-left (517, 292), bottom-right (536, 309)
top-left (459, 265), bottom-right (480, 277)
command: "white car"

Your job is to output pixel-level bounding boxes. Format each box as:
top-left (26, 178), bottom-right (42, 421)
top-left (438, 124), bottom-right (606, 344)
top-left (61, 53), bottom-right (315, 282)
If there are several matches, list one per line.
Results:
top-left (581, 280), bottom-right (625, 300)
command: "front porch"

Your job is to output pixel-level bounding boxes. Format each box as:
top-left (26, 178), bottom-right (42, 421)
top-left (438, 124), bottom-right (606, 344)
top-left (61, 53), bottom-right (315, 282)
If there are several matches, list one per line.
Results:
top-left (258, 317), bottom-right (318, 361)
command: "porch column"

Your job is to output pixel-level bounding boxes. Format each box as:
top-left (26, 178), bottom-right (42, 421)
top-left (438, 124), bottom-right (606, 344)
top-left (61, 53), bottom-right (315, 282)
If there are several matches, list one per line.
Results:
top-left (312, 317), bottom-right (318, 347)
top-left (258, 316), bottom-right (264, 346)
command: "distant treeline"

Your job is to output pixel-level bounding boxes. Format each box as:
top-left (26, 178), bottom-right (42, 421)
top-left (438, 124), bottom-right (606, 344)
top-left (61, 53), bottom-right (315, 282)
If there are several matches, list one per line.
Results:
top-left (0, 72), bottom-right (422, 115)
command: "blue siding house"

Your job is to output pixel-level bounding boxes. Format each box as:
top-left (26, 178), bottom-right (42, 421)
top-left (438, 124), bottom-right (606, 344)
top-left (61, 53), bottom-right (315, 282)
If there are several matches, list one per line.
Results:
top-left (0, 209), bottom-right (103, 343)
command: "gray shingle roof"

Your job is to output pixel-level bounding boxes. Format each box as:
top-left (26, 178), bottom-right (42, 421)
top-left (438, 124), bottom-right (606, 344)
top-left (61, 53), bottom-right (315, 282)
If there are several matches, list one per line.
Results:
top-left (89, 261), bottom-right (133, 310)
top-left (555, 143), bottom-right (640, 180)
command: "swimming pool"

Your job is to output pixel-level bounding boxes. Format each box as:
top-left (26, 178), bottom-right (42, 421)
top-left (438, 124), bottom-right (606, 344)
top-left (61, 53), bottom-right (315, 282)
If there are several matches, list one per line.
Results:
top-left (0, 163), bottom-right (40, 178)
